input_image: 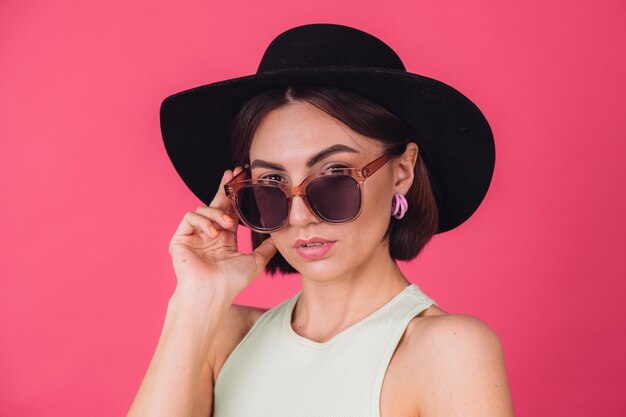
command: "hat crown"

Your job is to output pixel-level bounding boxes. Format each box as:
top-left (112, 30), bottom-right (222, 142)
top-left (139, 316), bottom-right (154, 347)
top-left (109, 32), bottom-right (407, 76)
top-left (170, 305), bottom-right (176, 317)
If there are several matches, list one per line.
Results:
top-left (257, 23), bottom-right (406, 73)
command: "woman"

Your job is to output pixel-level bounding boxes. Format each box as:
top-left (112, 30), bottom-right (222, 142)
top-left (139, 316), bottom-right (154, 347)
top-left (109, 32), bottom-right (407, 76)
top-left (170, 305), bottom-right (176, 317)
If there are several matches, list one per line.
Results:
top-left (128, 24), bottom-right (514, 417)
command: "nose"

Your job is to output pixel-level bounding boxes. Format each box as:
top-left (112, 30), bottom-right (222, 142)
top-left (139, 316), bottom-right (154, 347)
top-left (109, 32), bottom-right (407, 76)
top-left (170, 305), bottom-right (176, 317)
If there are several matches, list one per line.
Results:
top-left (288, 194), bottom-right (320, 228)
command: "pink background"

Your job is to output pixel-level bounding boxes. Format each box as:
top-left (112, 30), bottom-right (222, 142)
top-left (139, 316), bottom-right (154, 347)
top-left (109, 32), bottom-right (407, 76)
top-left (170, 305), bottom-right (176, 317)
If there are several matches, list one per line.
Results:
top-left (1, 1), bottom-right (624, 416)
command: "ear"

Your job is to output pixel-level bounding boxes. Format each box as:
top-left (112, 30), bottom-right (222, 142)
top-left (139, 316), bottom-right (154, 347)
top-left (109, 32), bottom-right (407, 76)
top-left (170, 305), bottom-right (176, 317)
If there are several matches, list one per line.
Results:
top-left (393, 142), bottom-right (419, 194)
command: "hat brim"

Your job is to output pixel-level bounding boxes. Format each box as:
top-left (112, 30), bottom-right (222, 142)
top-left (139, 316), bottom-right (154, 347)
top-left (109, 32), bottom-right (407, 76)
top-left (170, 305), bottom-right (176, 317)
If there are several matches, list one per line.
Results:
top-left (160, 66), bottom-right (495, 234)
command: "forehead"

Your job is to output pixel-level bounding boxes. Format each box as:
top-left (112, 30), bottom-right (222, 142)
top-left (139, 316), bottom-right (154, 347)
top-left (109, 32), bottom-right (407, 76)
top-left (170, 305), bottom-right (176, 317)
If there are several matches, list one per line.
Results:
top-left (248, 101), bottom-right (382, 163)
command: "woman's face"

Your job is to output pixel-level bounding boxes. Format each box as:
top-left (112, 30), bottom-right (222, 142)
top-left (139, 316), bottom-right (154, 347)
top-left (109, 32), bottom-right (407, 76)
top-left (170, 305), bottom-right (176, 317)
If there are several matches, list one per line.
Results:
top-left (248, 101), bottom-right (413, 280)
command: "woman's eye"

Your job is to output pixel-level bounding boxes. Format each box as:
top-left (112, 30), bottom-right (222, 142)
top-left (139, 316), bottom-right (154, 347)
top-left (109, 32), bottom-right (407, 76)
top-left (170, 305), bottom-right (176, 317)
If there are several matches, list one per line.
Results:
top-left (327, 164), bottom-right (349, 173)
top-left (260, 173), bottom-right (284, 182)
top-left (260, 164), bottom-right (348, 182)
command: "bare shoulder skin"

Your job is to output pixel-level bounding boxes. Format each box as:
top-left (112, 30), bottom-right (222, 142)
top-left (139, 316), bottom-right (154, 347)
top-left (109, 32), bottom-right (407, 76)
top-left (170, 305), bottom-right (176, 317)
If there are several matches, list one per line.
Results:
top-left (397, 308), bottom-right (515, 417)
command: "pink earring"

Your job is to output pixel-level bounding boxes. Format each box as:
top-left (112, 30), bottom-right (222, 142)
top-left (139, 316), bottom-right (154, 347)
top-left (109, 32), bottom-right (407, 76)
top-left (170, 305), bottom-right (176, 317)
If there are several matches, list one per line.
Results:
top-left (391, 192), bottom-right (408, 219)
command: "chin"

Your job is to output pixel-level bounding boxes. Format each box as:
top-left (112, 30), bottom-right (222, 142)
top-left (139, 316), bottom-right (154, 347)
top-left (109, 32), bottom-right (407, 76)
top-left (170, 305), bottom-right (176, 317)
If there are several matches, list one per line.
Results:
top-left (290, 256), bottom-right (352, 282)
top-left (277, 237), bottom-right (358, 279)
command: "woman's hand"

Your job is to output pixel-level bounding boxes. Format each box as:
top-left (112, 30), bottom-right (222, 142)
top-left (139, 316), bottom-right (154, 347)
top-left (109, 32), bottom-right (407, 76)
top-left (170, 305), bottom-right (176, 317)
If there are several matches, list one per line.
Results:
top-left (168, 166), bottom-right (278, 299)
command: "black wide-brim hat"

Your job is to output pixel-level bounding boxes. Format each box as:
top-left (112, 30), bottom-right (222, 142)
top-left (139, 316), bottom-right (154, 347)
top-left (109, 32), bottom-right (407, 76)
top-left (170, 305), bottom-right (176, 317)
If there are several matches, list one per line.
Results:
top-left (160, 23), bottom-right (495, 234)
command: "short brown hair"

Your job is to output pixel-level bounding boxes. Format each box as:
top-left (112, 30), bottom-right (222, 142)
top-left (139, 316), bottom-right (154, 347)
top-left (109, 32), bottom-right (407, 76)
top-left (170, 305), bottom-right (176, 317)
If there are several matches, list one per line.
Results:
top-left (228, 85), bottom-right (439, 275)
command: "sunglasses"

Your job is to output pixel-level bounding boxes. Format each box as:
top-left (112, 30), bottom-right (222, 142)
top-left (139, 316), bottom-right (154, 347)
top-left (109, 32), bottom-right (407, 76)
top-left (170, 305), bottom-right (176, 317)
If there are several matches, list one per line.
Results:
top-left (223, 153), bottom-right (393, 233)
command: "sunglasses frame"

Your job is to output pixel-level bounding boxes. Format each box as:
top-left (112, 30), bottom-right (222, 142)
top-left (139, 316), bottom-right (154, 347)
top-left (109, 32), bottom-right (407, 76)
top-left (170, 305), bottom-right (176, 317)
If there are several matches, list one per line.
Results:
top-left (224, 152), bottom-right (394, 233)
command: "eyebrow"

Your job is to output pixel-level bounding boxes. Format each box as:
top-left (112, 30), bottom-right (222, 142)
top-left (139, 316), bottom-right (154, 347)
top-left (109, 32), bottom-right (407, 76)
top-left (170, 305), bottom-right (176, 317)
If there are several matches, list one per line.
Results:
top-left (249, 144), bottom-right (360, 171)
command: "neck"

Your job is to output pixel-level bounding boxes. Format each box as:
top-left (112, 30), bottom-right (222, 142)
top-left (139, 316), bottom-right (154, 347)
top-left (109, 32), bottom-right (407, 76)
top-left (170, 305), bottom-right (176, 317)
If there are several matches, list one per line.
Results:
top-left (293, 243), bottom-right (411, 342)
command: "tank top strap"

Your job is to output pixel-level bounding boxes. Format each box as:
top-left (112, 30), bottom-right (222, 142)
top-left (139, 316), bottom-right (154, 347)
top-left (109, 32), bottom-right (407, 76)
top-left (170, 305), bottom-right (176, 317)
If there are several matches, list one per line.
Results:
top-left (368, 283), bottom-right (438, 416)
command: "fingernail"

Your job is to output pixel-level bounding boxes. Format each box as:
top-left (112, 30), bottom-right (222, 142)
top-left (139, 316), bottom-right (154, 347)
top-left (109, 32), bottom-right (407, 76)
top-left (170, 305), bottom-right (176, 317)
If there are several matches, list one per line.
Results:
top-left (209, 225), bottom-right (218, 236)
top-left (222, 214), bottom-right (233, 222)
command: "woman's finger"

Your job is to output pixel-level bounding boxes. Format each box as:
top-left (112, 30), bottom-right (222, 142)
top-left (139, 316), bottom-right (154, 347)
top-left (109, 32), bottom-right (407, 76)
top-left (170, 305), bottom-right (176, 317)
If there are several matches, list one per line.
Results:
top-left (208, 166), bottom-right (245, 210)
top-left (251, 237), bottom-right (278, 277)
top-left (173, 211), bottom-right (221, 237)
top-left (194, 205), bottom-right (237, 232)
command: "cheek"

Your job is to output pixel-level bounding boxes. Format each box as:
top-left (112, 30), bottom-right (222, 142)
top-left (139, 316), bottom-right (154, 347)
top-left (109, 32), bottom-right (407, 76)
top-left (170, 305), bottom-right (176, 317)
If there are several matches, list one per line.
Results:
top-left (361, 181), bottom-right (393, 227)
top-left (269, 231), bottom-right (292, 255)
top-left (341, 186), bottom-right (392, 246)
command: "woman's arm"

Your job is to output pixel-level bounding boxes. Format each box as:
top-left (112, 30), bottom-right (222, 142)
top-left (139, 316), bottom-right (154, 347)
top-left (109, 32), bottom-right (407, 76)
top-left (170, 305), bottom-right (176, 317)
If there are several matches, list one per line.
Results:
top-left (126, 285), bottom-right (234, 417)
top-left (126, 166), bottom-right (277, 417)
top-left (415, 314), bottom-right (515, 417)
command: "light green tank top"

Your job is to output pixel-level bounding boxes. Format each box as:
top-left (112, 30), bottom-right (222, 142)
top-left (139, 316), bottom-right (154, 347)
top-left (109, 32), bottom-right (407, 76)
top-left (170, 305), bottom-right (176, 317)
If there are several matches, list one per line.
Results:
top-left (213, 283), bottom-right (438, 417)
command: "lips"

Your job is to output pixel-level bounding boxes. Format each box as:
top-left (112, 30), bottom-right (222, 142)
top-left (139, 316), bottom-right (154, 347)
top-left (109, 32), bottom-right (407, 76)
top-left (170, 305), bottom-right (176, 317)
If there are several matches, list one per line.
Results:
top-left (294, 239), bottom-right (336, 261)
top-left (293, 237), bottom-right (336, 248)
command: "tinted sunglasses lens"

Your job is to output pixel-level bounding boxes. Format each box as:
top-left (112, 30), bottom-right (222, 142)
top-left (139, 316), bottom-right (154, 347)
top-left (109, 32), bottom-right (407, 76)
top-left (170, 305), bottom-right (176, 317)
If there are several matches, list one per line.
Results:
top-left (236, 185), bottom-right (288, 230)
top-left (307, 175), bottom-right (361, 222)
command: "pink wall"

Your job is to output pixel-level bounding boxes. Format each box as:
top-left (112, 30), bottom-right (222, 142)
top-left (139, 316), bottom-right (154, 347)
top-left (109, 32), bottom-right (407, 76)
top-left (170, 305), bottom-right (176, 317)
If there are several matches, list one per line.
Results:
top-left (1, 1), bottom-right (624, 416)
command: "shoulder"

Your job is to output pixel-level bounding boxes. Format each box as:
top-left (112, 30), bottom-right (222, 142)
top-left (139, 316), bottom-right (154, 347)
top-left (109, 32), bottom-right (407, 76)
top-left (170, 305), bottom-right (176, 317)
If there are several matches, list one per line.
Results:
top-left (209, 303), bottom-right (270, 381)
top-left (219, 303), bottom-right (270, 337)
top-left (411, 312), bottom-right (503, 354)
top-left (216, 303), bottom-right (270, 348)
top-left (407, 313), bottom-right (514, 417)
top-left (401, 308), bottom-right (502, 376)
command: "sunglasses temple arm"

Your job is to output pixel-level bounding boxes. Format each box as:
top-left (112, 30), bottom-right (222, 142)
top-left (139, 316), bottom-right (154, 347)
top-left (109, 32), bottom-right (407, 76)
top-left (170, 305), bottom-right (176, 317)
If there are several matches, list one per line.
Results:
top-left (224, 164), bottom-right (252, 196)
top-left (362, 153), bottom-right (392, 177)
